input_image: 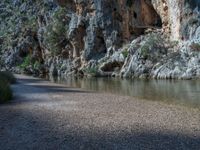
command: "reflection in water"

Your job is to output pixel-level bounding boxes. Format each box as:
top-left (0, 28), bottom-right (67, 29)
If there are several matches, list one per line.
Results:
top-left (49, 76), bottom-right (200, 108)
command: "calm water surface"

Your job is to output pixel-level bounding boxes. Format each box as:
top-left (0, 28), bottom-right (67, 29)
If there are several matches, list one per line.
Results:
top-left (49, 76), bottom-right (200, 108)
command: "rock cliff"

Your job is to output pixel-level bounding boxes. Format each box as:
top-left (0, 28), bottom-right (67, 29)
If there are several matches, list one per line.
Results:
top-left (0, 0), bottom-right (200, 79)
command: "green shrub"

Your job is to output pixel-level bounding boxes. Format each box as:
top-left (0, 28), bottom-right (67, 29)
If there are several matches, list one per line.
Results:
top-left (83, 67), bottom-right (99, 77)
top-left (33, 61), bottom-right (41, 70)
top-left (0, 71), bottom-right (16, 84)
top-left (43, 8), bottom-right (68, 56)
top-left (88, 67), bottom-right (98, 74)
top-left (122, 50), bottom-right (129, 58)
top-left (22, 16), bottom-right (38, 33)
top-left (190, 43), bottom-right (200, 51)
top-left (53, 7), bottom-right (68, 21)
top-left (44, 22), bottom-right (66, 55)
top-left (0, 71), bottom-right (15, 103)
top-left (0, 81), bottom-right (12, 103)
top-left (140, 44), bottom-right (149, 59)
top-left (19, 55), bottom-right (31, 69)
top-left (140, 34), bottom-right (163, 59)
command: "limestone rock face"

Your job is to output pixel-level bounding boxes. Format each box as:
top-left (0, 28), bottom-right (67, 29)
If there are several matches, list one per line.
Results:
top-left (0, 0), bottom-right (200, 79)
top-left (152, 0), bottom-right (200, 40)
top-left (59, 0), bottom-right (163, 60)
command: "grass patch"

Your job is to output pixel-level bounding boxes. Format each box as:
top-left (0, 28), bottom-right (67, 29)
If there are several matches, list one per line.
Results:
top-left (83, 67), bottom-right (99, 77)
top-left (122, 50), bottom-right (129, 58)
top-left (0, 71), bottom-right (15, 103)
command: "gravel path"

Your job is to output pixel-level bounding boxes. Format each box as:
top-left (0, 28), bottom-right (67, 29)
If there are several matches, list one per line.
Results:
top-left (0, 74), bottom-right (200, 150)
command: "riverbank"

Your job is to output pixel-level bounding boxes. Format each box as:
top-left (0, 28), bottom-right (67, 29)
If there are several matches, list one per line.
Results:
top-left (0, 74), bottom-right (200, 150)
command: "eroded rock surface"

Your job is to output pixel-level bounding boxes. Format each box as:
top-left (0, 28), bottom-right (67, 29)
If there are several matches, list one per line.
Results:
top-left (0, 0), bottom-right (200, 79)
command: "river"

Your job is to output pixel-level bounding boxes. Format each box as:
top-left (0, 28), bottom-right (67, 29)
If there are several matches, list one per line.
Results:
top-left (49, 76), bottom-right (200, 108)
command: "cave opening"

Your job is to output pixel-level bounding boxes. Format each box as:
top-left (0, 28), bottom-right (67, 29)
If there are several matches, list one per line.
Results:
top-left (95, 36), bottom-right (107, 54)
top-left (93, 28), bottom-right (107, 59)
top-left (130, 0), bottom-right (163, 36)
top-left (133, 11), bottom-right (137, 19)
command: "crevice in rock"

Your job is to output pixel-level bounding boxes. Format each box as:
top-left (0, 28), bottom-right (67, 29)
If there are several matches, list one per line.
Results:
top-left (72, 27), bottom-right (86, 58)
top-left (100, 61), bottom-right (123, 72)
top-left (130, 0), bottom-right (162, 36)
top-left (94, 29), bottom-right (107, 57)
top-left (55, 0), bottom-right (76, 10)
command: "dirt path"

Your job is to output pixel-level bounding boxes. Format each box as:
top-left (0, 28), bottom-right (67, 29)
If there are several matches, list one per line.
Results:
top-left (0, 74), bottom-right (200, 150)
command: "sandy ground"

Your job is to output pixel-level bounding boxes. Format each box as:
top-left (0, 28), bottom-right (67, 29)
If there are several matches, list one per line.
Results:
top-left (0, 74), bottom-right (200, 150)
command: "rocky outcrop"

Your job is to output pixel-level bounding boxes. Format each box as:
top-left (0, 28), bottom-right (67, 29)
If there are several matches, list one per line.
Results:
top-left (0, 0), bottom-right (200, 79)
top-left (120, 32), bottom-right (200, 79)
top-left (152, 0), bottom-right (200, 40)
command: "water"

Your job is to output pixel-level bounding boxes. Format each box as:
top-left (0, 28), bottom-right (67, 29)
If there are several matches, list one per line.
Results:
top-left (49, 76), bottom-right (200, 108)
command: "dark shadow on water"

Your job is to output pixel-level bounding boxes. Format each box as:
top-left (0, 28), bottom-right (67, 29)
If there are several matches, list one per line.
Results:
top-left (50, 76), bottom-right (200, 108)
top-left (4, 78), bottom-right (93, 105)
top-left (26, 84), bottom-right (92, 94)
top-left (16, 77), bottom-right (47, 84)
top-left (15, 78), bottom-right (92, 94)
top-left (15, 75), bottom-right (200, 108)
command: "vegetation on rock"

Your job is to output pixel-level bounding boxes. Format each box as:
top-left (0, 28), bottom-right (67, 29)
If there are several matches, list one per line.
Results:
top-left (140, 33), bottom-right (165, 61)
top-left (190, 43), bottom-right (200, 51)
top-left (83, 67), bottom-right (99, 77)
top-left (43, 8), bottom-right (68, 56)
top-left (19, 55), bottom-right (32, 69)
top-left (122, 50), bottom-right (129, 58)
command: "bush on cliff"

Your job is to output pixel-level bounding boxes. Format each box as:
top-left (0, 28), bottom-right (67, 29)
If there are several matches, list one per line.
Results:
top-left (19, 55), bottom-right (32, 69)
top-left (83, 67), bottom-right (99, 77)
top-left (122, 49), bottom-right (129, 58)
top-left (190, 43), bottom-right (200, 51)
top-left (140, 33), bottom-right (166, 61)
top-left (43, 8), bottom-right (68, 56)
